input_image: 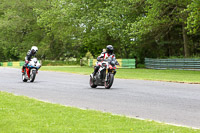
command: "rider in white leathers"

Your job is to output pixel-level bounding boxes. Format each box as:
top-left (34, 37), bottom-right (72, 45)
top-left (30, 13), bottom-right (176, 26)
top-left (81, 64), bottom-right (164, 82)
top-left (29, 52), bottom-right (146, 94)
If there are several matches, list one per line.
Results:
top-left (22, 46), bottom-right (38, 73)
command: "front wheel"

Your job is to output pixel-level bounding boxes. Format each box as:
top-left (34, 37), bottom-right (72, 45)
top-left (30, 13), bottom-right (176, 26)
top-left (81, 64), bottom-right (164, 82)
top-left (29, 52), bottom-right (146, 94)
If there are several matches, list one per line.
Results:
top-left (104, 73), bottom-right (114, 89)
top-left (89, 75), bottom-right (97, 88)
top-left (22, 73), bottom-right (27, 82)
top-left (22, 68), bottom-right (27, 82)
top-left (30, 70), bottom-right (36, 82)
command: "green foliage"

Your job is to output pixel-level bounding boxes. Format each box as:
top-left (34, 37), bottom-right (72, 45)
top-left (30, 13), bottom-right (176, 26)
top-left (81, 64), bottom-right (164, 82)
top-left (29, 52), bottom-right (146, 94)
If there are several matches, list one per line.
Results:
top-left (85, 51), bottom-right (93, 59)
top-left (186, 0), bottom-right (200, 34)
top-left (128, 0), bottom-right (200, 59)
top-left (0, 0), bottom-right (200, 62)
top-left (0, 0), bottom-right (49, 61)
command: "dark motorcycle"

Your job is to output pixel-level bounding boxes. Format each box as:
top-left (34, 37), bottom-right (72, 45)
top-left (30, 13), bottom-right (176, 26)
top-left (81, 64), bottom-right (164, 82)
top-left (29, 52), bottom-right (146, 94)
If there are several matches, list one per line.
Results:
top-left (90, 57), bottom-right (118, 89)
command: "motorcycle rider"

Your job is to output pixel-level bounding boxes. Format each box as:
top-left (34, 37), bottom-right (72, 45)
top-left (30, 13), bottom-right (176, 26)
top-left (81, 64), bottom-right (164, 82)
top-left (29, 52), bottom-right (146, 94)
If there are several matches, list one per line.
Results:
top-left (22, 46), bottom-right (38, 73)
top-left (93, 45), bottom-right (119, 77)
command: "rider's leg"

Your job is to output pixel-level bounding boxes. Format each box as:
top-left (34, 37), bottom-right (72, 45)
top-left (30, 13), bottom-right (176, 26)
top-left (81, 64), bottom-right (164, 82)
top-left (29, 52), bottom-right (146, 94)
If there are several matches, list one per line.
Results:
top-left (22, 63), bottom-right (27, 73)
top-left (22, 65), bottom-right (25, 73)
top-left (93, 65), bottom-right (100, 76)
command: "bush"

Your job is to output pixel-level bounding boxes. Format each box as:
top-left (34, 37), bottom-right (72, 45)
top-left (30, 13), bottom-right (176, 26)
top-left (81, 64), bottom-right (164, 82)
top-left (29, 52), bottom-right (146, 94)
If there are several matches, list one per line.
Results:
top-left (85, 51), bottom-right (93, 60)
top-left (80, 51), bottom-right (94, 66)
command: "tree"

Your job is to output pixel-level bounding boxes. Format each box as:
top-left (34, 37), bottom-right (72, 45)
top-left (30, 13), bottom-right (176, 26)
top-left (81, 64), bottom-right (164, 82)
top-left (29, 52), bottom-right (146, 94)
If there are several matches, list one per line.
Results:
top-left (129, 0), bottom-right (192, 57)
top-left (0, 0), bottom-right (200, 62)
top-left (186, 0), bottom-right (200, 34)
top-left (0, 0), bottom-right (49, 61)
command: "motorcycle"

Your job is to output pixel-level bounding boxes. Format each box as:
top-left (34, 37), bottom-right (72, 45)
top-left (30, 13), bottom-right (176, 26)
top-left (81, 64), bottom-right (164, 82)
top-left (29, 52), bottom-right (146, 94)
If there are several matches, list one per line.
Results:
top-left (90, 57), bottom-right (118, 89)
top-left (22, 58), bottom-right (41, 82)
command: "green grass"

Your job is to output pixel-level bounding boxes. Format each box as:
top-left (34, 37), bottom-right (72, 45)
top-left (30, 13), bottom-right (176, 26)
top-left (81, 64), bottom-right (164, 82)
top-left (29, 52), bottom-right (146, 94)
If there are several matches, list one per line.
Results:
top-left (40, 66), bottom-right (200, 84)
top-left (40, 66), bottom-right (92, 75)
top-left (0, 91), bottom-right (199, 133)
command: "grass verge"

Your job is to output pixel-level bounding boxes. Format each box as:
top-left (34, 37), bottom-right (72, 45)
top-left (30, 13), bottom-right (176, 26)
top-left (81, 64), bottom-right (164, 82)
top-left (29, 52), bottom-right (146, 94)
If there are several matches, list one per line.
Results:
top-left (40, 66), bottom-right (200, 84)
top-left (0, 91), bottom-right (199, 132)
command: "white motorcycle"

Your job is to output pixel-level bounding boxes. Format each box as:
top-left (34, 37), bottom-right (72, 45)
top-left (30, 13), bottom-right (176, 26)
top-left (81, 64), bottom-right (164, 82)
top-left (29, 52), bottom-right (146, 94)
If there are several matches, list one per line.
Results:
top-left (22, 58), bottom-right (41, 82)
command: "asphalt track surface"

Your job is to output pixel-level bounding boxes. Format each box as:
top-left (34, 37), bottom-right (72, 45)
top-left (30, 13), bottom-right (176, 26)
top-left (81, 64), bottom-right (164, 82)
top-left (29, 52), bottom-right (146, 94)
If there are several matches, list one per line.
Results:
top-left (0, 67), bottom-right (200, 128)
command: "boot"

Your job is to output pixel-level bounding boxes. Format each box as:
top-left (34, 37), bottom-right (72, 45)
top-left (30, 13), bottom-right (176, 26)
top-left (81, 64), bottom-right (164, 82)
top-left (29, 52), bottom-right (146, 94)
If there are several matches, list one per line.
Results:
top-left (93, 72), bottom-right (96, 77)
top-left (22, 68), bottom-right (24, 73)
top-left (22, 66), bottom-right (25, 74)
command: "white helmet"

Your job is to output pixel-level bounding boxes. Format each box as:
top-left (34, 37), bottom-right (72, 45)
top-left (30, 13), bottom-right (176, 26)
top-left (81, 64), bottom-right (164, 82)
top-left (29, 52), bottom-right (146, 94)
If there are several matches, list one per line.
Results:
top-left (31, 46), bottom-right (38, 54)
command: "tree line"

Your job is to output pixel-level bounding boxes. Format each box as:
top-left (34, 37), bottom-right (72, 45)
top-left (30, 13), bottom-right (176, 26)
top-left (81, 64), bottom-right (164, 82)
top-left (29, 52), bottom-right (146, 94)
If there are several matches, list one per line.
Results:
top-left (0, 0), bottom-right (199, 63)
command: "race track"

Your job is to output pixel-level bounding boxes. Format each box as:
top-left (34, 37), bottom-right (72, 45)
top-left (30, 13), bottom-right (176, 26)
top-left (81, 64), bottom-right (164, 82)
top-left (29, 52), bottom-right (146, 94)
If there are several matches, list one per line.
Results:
top-left (0, 67), bottom-right (200, 128)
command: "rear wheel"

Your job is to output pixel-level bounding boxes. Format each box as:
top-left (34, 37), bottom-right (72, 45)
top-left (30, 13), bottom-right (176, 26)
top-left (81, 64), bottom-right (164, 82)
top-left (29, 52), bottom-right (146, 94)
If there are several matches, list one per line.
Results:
top-left (89, 76), bottom-right (97, 88)
top-left (105, 73), bottom-right (114, 89)
top-left (30, 70), bottom-right (36, 82)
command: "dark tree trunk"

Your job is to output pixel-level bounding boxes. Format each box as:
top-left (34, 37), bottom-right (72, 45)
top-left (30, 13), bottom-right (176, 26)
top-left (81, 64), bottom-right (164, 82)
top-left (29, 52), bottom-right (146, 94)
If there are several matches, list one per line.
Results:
top-left (182, 23), bottom-right (189, 57)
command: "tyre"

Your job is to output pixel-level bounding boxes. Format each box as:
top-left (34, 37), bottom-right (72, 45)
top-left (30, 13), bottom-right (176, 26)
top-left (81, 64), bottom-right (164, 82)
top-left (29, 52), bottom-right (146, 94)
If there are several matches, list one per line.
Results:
top-left (89, 76), bottom-right (97, 88)
top-left (105, 73), bottom-right (114, 89)
top-left (22, 73), bottom-right (27, 82)
top-left (30, 70), bottom-right (36, 82)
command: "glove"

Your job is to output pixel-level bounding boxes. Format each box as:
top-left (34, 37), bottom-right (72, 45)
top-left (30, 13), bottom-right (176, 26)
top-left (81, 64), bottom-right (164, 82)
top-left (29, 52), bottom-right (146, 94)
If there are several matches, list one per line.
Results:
top-left (97, 57), bottom-right (103, 61)
top-left (115, 61), bottom-right (120, 66)
top-left (25, 60), bottom-right (29, 64)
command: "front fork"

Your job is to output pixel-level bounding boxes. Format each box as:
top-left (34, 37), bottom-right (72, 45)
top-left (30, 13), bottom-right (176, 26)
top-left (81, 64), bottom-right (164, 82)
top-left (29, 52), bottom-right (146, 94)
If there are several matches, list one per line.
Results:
top-left (26, 67), bottom-right (30, 78)
top-left (105, 69), bottom-right (116, 81)
top-left (105, 69), bottom-right (108, 81)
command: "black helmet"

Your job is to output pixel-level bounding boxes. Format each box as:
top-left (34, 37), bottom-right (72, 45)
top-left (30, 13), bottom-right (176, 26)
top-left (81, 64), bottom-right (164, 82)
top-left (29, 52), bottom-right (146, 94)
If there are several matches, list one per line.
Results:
top-left (106, 45), bottom-right (114, 55)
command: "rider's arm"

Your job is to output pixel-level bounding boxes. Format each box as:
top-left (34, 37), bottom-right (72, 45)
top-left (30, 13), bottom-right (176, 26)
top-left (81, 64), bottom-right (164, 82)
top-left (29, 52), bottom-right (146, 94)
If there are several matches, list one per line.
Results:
top-left (115, 61), bottom-right (120, 65)
top-left (112, 54), bottom-right (120, 65)
top-left (26, 50), bottom-right (32, 61)
top-left (97, 52), bottom-right (105, 61)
